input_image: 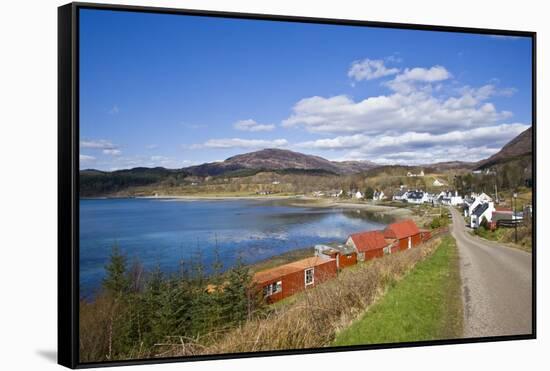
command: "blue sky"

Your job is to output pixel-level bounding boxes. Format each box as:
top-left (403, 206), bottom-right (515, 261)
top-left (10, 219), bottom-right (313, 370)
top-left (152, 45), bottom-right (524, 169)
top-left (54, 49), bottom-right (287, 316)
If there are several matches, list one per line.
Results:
top-left (79, 8), bottom-right (532, 170)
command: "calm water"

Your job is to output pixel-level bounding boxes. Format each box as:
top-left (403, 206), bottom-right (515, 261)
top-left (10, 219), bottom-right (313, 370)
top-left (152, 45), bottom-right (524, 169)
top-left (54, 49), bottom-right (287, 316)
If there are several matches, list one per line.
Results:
top-left (80, 198), bottom-right (388, 297)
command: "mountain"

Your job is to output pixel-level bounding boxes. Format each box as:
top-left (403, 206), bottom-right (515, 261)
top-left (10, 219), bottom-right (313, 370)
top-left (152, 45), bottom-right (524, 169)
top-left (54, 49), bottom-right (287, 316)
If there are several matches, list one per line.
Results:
top-left (184, 148), bottom-right (378, 176)
top-left (80, 149), bottom-right (379, 196)
top-left (475, 127), bottom-right (533, 169)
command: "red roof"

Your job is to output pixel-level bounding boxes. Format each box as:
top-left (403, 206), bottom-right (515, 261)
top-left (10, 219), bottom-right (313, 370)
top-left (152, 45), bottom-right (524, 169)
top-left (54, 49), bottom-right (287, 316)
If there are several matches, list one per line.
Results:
top-left (349, 230), bottom-right (388, 252)
top-left (253, 256), bottom-right (335, 284)
top-left (384, 219), bottom-right (420, 240)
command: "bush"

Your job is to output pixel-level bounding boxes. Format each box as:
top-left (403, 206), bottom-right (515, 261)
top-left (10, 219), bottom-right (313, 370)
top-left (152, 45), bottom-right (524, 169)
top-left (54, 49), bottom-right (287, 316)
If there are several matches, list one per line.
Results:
top-left (480, 216), bottom-right (489, 230)
top-left (430, 214), bottom-right (449, 230)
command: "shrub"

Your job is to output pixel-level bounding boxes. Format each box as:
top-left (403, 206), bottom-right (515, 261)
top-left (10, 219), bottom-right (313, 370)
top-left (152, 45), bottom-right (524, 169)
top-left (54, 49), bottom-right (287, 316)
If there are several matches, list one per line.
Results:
top-left (480, 216), bottom-right (489, 230)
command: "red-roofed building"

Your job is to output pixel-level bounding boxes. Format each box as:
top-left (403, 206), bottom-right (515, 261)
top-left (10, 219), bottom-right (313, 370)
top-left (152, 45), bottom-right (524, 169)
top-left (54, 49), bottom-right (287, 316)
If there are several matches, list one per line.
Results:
top-left (252, 256), bottom-right (337, 304)
top-left (384, 219), bottom-right (421, 251)
top-left (345, 230), bottom-right (393, 261)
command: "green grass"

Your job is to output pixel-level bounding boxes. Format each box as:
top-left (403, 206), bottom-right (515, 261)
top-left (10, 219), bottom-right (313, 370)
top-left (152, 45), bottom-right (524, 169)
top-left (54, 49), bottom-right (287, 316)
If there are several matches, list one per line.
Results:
top-left (473, 226), bottom-right (532, 253)
top-left (333, 235), bottom-right (463, 346)
top-left (474, 227), bottom-right (507, 241)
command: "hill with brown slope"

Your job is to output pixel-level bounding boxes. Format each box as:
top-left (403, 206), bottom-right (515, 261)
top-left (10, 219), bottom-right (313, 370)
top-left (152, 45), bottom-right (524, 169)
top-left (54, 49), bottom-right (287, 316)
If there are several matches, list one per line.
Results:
top-left (475, 127), bottom-right (532, 169)
top-left (185, 148), bottom-right (378, 176)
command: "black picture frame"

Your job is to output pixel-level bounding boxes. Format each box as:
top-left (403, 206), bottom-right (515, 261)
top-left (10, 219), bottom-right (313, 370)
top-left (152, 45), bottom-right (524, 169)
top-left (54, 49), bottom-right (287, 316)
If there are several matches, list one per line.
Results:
top-left (58, 2), bottom-right (537, 369)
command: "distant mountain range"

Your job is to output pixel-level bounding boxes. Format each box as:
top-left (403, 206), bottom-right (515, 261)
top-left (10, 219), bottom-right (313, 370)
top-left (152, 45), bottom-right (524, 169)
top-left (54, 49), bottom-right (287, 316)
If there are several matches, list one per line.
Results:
top-left (80, 127), bottom-right (532, 196)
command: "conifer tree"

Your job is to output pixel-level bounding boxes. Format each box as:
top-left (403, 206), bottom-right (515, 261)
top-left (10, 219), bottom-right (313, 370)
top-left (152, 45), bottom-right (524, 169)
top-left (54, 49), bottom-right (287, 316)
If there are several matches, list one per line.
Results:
top-left (102, 243), bottom-right (130, 296)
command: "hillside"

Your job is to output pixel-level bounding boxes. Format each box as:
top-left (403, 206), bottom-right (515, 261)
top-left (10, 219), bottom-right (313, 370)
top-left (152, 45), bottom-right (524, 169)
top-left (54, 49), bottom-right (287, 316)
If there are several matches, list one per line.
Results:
top-left (184, 148), bottom-right (377, 176)
top-left (424, 161), bottom-right (475, 171)
top-left (475, 127), bottom-right (532, 169)
top-left (80, 167), bottom-right (190, 197)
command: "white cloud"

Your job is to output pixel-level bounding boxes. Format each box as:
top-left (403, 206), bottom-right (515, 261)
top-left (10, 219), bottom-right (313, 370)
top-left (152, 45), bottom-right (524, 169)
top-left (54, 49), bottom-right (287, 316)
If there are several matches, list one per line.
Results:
top-left (297, 123), bottom-right (529, 164)
top-left (81, 139), bottom-right (117, 150)
top-left (385, 55), bottom-right (403, 64)
top-left (297, 123), bottom-right (528, 151)
top-left (282, 63), bottom-right (515, 136)
top-left (394, 65), bottom-right (451, 83)
top-left (282, 89), bottom-right (511, 135)
top-left (145, 144), bottom-right (158, 150)
top-left (348, 58), bottom-right (399, 81)
top-left (191, 138), bottom-right (288, 149)
top-left (103, 149), bottom-right (122, 156)
top-left (347, 58), bottom-right (400, 82)
top-left (80, 154), bottom-right (96, 162)
top-left (234, 119), bottom-right (275, 132)
top-left (362, 145), bottom-right (500, 165)
top-left (386, 65), bottom-right (451, 94)
top-left (81, 139), bottom-right (122, 156)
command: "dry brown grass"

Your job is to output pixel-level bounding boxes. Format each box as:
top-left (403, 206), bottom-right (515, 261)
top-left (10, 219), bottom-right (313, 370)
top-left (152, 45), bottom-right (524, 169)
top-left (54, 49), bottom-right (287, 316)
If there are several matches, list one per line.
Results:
top-left (155, 237), bottom-right (442, 357)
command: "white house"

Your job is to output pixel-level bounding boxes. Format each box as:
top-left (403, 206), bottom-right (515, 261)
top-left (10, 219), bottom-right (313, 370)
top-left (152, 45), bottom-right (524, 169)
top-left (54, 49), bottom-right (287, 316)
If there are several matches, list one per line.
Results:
top-left (438, 191), bottom-right (463, 206)
top-left (406, 190), bottom-right (429, 204)
top-left (355, 191), bottom-right (364, 199)
top-left (328, 189), bottom-right (343, 198)
top-left (407, 170), bottom-right (425, 177)
top-left (433, 179), bottom-right (445, 187)
top-left (373, 190), bottom-right (386, 201)
top-left (464, 193), bottom-right (493, 217)
top-left (393, 189), bottom-right (408, 201)
top-left (470, 201), bottom-right (495, 228)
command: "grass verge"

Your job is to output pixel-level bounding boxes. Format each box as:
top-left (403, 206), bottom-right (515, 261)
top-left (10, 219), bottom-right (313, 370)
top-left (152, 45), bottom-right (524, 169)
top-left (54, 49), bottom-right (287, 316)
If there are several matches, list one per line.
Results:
top-left (333, 235), bottom-right (463, 346)
top-left (473, 226), bottom-right (532, 253)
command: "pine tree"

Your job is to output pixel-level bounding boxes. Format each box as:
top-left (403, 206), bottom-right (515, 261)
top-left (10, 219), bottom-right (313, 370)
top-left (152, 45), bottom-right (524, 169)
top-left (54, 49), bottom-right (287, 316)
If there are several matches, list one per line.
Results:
top-left (102, 244), bottom-right (130, 296)
top-left (221, 258), bottom-right (252, 325)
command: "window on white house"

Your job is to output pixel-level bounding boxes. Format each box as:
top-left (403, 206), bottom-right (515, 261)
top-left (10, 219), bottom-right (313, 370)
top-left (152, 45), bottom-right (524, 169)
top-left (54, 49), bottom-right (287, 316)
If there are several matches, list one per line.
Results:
top-left (263, 281), bottom-right (282, 296)
top-left (305, 268), bottom-right (314, 286)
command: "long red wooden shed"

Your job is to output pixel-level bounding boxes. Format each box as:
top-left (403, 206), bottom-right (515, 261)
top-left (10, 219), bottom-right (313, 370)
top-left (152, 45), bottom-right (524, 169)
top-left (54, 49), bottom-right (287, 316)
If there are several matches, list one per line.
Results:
top-left (252, 256), bottom-right (337, 304)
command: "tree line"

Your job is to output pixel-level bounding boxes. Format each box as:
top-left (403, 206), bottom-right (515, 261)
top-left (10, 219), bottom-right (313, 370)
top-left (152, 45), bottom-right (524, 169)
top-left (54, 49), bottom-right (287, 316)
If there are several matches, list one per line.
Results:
top-left (79, 245), bottom-right (265, 362)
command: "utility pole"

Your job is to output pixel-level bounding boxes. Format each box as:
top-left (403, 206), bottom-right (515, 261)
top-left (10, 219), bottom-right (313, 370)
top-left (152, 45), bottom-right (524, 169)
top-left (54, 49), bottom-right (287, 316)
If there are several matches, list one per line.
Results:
top-left (494, 168), bottom-right (499, 204)
top-left (513, 192), bottom-right (518, 244)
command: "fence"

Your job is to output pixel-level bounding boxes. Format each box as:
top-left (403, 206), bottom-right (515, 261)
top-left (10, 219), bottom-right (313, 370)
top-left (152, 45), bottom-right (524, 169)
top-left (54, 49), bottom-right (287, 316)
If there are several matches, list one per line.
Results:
top-left (497, 219), bottom-right (523, 228)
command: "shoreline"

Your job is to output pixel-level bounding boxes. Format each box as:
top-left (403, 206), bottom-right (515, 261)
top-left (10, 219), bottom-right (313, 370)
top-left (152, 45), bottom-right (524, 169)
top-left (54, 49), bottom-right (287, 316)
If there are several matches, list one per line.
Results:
top-left (82, 194), bottom-right (413, 219)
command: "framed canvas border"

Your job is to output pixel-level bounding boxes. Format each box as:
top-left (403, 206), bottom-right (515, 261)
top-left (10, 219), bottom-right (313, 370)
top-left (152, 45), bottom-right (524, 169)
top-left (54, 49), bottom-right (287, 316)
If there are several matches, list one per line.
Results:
top-left (58, 2), bottom-right (537, 368)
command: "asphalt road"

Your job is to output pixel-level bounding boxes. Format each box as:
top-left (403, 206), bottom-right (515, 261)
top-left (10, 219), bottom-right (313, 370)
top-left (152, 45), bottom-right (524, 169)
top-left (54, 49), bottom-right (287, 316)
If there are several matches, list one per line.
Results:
top-left (449, 207), bottom-right (532, 338)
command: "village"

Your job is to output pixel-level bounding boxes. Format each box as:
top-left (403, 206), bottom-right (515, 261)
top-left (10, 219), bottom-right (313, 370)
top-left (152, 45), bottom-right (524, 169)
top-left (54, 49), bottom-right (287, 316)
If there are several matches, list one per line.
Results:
top-left (252, 180), bottom-right (532, 304)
